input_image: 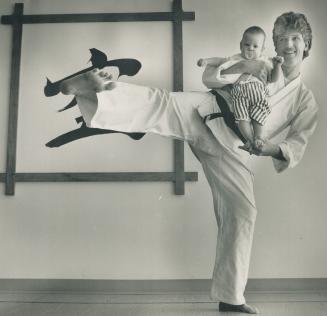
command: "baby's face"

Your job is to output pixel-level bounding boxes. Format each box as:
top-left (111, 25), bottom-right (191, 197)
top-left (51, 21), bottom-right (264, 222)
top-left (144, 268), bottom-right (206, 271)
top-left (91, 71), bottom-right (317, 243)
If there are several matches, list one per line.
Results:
top-left (240, 32), bottom-right (265, 60)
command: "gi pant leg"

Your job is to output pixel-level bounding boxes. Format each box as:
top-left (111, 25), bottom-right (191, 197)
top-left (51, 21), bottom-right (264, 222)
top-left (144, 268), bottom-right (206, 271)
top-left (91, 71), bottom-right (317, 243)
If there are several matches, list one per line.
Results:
top-left (191, 146), bottom-right (257, 305)
top-left (85, 82), bottom-right (217, 148)
top-left (77, 82), bottom-right (257, 305)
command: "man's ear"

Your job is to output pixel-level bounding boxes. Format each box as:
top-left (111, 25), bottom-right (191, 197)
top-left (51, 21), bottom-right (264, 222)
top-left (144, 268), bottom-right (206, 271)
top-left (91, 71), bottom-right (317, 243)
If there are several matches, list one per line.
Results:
top-left (304, 40), bottom-right (310, 52)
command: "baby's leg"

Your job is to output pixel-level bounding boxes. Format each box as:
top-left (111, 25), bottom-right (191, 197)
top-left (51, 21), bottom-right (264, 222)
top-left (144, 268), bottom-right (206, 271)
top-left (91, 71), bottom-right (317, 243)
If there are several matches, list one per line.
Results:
top-left (252, 120), bottom-right (265, 149)
top-left (250, 93), bottom-right (270, 149)
top-left (231, 85), bottom-right (253, 145)
top-left (237, 120), bottom-right (253, 142)
top-left (237, 120), bottom-right (254, 151)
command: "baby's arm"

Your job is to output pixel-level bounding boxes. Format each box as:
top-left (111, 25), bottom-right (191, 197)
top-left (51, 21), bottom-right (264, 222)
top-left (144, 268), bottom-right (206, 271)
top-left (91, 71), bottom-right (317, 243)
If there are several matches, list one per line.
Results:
top-left (269, 56), bottom-right (284, 83)
top-left (197, 57), bottom-right (224, 67)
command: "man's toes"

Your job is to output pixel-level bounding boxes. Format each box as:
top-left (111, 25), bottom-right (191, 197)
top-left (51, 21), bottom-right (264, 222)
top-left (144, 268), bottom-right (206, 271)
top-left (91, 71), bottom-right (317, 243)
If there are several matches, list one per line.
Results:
top-left (98, 71), bottom-right (108, 77)
top-left (242, 304), bottom-right (259, 314)
top-left (98, 71), bottom-right (113, 80)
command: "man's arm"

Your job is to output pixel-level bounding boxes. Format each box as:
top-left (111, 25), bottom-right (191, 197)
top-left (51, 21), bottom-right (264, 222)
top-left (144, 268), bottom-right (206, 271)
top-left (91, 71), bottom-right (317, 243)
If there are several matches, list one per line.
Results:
top-left (240, 90), bottom-right (318, 171)
top-left (239, 140), bottom-right (286, 160)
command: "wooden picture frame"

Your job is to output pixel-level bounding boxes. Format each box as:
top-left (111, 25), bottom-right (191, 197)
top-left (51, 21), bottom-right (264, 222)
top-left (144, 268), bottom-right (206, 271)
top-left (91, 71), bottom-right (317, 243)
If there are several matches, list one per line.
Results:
top-left (0, 0), bottom-right (198, 196)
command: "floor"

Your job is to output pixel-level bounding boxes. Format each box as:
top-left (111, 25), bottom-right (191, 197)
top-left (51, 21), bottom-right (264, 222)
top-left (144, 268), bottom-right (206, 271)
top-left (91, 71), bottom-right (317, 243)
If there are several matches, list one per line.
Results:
top-left (0, 291), bottom-right (326, 316)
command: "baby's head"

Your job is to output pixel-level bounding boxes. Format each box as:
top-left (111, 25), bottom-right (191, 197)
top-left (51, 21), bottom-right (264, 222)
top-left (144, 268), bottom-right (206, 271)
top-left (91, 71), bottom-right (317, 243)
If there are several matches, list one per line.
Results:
top-left (240, 26), bottom-right (266, 60)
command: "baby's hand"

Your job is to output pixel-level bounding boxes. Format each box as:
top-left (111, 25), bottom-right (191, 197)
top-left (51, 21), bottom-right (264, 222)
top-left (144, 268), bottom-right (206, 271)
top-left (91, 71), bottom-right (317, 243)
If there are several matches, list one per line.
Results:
top-left (273, 56), bottom-right (284, 65)
top-left (197, 58), bottom-right (206, 67)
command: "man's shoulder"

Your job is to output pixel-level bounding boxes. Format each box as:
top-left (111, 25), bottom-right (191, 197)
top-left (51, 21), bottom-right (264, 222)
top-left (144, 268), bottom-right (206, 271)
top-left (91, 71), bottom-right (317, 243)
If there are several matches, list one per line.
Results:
top-left (298, 80), bottom-right (314, 98)
top-left (298, 81), bottom-right (318, 111)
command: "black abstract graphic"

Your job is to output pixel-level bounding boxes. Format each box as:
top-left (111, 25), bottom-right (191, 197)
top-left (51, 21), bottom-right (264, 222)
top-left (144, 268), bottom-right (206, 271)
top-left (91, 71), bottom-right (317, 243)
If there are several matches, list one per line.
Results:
top-left (45, 48), bottom-right (145, 147)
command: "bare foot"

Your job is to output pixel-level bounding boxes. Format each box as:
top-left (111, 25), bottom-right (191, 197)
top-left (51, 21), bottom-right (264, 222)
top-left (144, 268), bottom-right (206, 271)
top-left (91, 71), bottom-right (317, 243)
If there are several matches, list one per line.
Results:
top-left (219, 302), bottom-right (259, 314)
top-left (60, 69), bottom-right (116, 96)
top-left (253, 137), bottom-right (264, 150)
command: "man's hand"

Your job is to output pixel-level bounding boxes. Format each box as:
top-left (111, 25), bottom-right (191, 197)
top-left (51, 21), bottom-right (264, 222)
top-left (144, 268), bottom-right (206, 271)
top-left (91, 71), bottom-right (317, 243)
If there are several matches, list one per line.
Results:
top-left (221, 60), bottom-right (269, 84)
top-left (239, 138), bottom-right (284, 159)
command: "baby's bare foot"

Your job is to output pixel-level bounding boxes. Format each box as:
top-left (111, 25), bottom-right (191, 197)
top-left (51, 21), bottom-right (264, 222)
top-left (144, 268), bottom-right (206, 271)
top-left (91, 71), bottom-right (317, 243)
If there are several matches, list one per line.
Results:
top-left (254, 137), bottom-right (264, 150)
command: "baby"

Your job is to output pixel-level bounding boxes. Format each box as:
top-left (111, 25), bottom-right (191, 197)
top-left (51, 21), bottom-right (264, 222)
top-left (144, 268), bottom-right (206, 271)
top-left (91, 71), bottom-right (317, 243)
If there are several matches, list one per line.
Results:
top-left (198, 26), bottom-right (284, 151)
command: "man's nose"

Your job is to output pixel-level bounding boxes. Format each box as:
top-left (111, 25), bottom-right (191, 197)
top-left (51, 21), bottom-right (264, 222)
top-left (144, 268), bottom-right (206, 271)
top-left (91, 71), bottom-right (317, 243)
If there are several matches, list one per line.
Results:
top-left (284, 38), bottom-right (293, 48)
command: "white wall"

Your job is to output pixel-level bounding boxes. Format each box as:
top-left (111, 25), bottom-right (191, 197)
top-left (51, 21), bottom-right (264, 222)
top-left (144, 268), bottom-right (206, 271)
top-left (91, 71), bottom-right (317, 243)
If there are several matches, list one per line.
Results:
top-left (0, 0), bottom-right (326, 280)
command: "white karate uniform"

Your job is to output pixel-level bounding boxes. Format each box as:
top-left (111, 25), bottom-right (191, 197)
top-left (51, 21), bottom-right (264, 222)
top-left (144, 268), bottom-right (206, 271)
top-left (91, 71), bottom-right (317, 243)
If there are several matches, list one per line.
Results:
top-left (76, 72), bottom-right (318, 305)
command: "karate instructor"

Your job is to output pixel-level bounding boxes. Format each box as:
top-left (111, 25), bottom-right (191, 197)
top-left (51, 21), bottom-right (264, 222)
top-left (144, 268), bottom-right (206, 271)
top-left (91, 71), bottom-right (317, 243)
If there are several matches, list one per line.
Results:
top-left (60, 12), bottom-right (318, 314)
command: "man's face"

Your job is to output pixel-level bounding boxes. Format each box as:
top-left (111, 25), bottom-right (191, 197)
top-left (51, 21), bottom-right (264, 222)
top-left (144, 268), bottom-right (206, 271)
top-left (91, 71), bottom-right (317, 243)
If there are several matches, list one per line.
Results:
top-left (240, 33), bottom-right (265, 60)
top-left (275, 30), bottom-right (308, 68)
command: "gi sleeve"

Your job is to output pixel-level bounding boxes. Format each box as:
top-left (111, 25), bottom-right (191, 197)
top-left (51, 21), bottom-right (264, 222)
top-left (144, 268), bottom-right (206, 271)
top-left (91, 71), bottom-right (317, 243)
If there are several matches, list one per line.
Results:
top-left (215, 58), bottom-right (243, 86)
top-left (273, 90), bottom-right (318, 173)
top-left (202, 57), bottom-right (237, 89)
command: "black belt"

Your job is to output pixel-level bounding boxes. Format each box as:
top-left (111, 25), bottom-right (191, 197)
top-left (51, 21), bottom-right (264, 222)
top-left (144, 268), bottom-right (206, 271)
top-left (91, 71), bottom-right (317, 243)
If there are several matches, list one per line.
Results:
top-left (203, 90), bottom-right (246, 144)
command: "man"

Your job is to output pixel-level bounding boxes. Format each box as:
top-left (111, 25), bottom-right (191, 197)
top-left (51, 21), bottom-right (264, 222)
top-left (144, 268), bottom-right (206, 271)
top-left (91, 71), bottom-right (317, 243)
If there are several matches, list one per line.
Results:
top-left (59, 12), bottom-right (317, 314)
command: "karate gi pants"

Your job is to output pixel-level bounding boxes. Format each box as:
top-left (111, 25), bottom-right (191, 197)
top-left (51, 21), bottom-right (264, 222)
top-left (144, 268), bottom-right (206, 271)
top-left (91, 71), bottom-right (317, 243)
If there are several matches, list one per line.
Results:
top-left (79, 82), bottom-right (257, 305)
